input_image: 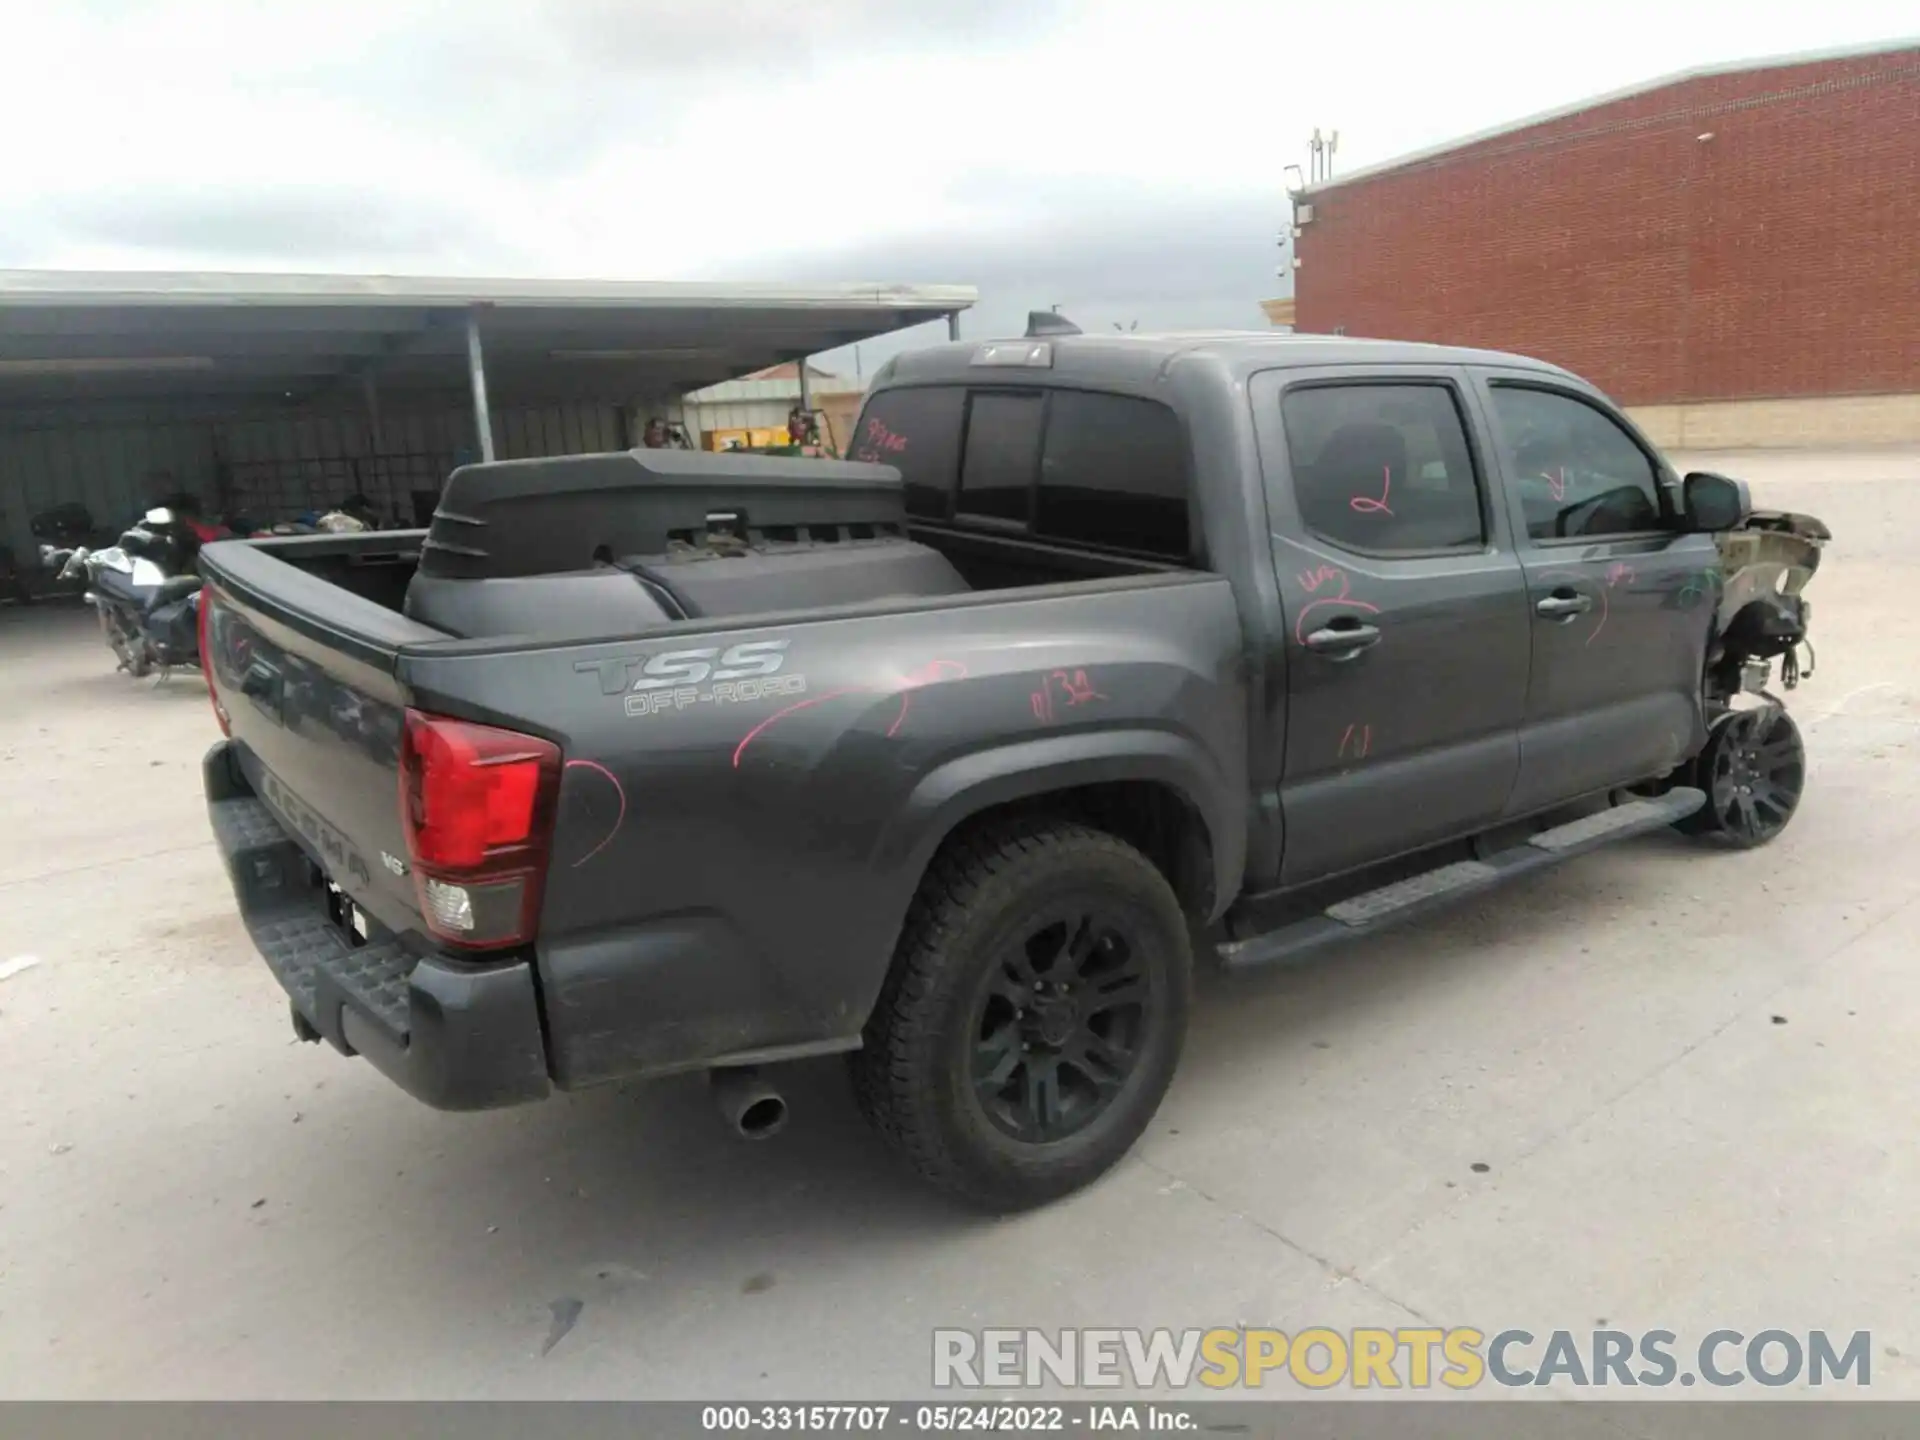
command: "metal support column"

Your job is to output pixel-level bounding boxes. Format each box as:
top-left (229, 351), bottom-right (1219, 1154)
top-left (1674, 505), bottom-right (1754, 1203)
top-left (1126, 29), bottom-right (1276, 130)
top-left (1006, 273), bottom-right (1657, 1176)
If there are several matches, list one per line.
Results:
top-left (796, 355), bottom-right (813, 419)
top-left (947, 311), bottom-right (961, 341)
top-left (465, 307), bottom-right (496, 463)
top-left (360, 370), bottom-right (388, 514)
top-left (361, 372), bottom-right (385, 451)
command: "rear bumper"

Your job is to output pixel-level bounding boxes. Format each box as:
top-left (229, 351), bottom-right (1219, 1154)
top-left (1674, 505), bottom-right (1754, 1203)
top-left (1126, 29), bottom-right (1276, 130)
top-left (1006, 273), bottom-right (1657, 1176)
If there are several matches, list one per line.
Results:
top-left (203, 740), bottom-right (551, 1111)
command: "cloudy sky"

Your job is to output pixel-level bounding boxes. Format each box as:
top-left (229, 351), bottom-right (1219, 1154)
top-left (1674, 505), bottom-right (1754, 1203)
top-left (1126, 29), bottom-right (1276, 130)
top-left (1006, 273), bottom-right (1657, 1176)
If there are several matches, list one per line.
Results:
top-left (2, 1), bottom-right (1912, 373)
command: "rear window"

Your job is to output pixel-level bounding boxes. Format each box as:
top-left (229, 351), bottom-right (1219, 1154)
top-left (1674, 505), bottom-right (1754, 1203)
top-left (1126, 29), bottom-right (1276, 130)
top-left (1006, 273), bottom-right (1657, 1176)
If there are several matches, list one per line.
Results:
top-left (857, 382), bottom-right (1191, 560)
top-left (958, 392), bottom-right (1045, 526)
top-left (1036, 391), bottom-right (1189, 559)
top-left (849, 386), bottom-right (963, 519)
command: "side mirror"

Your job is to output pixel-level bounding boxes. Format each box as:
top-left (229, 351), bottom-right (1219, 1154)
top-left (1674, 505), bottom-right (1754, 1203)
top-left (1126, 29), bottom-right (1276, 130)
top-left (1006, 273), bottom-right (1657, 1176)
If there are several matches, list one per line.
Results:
top-left (144, 507), bottom-right (175, 526)
top-left (1679, 472), bottom-right (1749, 533)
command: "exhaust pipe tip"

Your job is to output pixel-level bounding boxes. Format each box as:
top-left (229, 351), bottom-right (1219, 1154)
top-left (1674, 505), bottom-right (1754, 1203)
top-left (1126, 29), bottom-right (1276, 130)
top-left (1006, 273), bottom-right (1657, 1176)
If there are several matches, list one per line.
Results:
top-left (738, 1094), bottom-right (788, 1138)
top-left (711, 1066), bottom-right (788, 1140)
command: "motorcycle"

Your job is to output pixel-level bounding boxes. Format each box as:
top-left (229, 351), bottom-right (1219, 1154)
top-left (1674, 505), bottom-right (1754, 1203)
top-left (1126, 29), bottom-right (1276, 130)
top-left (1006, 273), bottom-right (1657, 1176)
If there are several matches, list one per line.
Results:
top-left (34, 493), bottom-right (376, 675)
top-left (42, 506), bottom-right (207, 678)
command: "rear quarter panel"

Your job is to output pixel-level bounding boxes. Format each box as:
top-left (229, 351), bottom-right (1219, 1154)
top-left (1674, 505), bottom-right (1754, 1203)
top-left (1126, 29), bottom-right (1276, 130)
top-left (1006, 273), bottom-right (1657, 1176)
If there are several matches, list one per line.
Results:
top-left (401, 574), bottom-right (1248, 1086)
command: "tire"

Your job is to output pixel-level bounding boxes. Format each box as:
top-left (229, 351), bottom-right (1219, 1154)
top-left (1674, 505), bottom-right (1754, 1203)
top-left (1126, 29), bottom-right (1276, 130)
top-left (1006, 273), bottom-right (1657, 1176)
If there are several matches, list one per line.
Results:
top-left (1674, 704), bottom-right (1806, 848)
top-left (851, 818), bottom-right (1191, 1212)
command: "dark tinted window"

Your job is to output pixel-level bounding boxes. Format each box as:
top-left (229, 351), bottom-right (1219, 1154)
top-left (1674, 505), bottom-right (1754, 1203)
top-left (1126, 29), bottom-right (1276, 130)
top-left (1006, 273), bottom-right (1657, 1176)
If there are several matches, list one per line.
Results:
top-left (1488, 385), bottom-right (1664, 539)
top-left (958, 392), bottom-right (1044, 525)
top-left (849, 385), bottom-right (963, 519)
top-left (1279, 384), bottom-right (1485, 553)
top-left (1035, 391), bottom-right (1190, 558)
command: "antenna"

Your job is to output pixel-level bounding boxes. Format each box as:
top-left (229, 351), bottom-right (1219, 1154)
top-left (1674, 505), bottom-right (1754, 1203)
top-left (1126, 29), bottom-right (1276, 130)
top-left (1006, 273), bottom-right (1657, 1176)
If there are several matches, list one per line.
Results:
top-left (1306, 127), bottom-right (1342, 184)
top-left (1026, 310), bottom-right (1082, 338)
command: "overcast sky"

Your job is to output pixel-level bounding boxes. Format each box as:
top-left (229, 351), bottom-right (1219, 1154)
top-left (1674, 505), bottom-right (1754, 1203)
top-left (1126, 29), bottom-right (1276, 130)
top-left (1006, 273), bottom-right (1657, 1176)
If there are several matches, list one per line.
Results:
top-left (2, 1), bottom-right (1912, 376)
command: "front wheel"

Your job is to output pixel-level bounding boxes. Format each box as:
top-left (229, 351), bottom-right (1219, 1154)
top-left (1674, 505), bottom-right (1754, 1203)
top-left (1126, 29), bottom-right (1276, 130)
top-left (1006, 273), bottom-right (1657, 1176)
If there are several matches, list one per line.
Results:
top-left (1675, 704), bottom-right (1806, 847)
top-left (851, 819), bottom-right (1191, 1212)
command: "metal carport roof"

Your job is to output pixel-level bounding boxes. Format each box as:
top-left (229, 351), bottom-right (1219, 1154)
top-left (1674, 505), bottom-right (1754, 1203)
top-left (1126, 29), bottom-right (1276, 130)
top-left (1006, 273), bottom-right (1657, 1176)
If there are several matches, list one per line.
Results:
top-left (0, 270), bottom-right (975, 440)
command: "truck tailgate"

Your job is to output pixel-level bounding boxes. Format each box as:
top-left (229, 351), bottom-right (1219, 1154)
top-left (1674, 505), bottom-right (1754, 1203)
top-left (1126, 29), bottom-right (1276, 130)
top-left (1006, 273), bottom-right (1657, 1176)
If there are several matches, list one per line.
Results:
top-left (198, 538), bottom-right (443, 950)
top-left (196, 537), bottom-right (555, 1108)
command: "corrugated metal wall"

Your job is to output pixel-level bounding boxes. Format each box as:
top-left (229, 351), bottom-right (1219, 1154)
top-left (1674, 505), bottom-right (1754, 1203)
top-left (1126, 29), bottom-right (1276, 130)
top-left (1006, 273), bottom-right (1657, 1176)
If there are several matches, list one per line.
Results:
top-left (687, 397), bottom-right (803, 435)
top-left (0, 420), bottom-right (214, 555)
top-left (1, 394), bottom-right (682, 560)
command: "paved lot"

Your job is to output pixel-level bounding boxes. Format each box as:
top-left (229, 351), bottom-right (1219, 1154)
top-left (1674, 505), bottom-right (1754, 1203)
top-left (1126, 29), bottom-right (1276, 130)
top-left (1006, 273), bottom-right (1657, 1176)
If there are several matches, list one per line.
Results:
top-left (3, 447), bottom-right (1918, 1401)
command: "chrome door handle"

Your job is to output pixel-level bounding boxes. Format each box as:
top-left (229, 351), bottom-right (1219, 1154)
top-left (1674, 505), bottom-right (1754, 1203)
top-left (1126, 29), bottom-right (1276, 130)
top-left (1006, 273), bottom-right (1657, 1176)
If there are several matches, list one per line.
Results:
top-left (1303, 622), bottom-right (1382, 656)
top-left (1536, 592), bottom-right (1592, 619)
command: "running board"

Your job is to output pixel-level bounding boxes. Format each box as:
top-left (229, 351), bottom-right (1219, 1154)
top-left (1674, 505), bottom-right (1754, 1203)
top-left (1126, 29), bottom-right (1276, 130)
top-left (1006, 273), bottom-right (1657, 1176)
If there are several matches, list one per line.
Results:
top-left (1218, 788), bottom-right (1706, 972)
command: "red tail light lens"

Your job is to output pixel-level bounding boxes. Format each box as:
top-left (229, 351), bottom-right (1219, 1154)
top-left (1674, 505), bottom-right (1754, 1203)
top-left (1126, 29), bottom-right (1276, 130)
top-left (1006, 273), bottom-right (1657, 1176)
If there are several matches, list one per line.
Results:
top-left (198, 590), bottom-right (231, 736)
top-left (399, 710), bottom-right (561, 950)
top-left (401, 716), bottom-right (547, 868)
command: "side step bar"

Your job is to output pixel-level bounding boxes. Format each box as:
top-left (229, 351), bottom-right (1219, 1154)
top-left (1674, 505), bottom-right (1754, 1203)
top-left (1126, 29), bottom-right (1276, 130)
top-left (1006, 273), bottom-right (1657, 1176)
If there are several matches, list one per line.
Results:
top-left (1218, 788), bottom-right (1705, 972)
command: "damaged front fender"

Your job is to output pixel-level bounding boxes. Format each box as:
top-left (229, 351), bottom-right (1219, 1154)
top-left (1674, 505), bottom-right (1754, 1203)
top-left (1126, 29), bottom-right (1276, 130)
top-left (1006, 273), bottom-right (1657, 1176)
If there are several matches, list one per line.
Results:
top-left (1710, 508), bottom-right (1830, 696)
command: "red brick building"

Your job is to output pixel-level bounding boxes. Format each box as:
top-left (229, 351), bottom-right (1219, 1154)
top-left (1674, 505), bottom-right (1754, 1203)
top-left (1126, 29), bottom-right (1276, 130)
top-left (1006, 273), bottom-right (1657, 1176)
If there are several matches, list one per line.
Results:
top-left (1288, 40), bottom-right (1920, 447)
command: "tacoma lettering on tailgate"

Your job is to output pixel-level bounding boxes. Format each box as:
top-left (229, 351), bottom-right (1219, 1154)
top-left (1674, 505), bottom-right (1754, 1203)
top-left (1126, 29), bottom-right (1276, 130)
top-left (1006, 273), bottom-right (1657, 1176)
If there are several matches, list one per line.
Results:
top-left (259, 771), bottom-right (373, 887)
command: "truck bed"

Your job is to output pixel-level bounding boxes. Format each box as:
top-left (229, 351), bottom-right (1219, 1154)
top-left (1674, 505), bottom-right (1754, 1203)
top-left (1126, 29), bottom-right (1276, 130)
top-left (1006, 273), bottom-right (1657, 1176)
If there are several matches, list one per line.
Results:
top-left (195, 452), bottom-right (1246, 1101)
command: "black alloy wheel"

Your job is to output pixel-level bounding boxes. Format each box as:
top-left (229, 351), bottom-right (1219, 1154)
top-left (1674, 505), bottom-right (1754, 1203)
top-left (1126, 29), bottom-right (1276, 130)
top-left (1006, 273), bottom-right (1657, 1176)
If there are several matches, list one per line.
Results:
top-left (969, 905), bottom-right (1153, 1144)
top-left (850, 819), bottom-right (1191, 1212)
top-left (1678, 704), bottom-right (1806, 848)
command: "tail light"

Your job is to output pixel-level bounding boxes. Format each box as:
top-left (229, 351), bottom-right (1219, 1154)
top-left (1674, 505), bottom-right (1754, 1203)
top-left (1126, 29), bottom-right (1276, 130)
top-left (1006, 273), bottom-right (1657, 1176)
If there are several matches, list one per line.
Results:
top-left (198, 590), bottom-right (231, 736)
top-left (399, 709), bottom-right (561, 951)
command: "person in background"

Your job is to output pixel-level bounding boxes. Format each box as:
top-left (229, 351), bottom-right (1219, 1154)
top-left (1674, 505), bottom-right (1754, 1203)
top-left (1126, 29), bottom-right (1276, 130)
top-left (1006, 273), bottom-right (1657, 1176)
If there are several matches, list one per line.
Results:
top-left (787, 405), bottom-right (818, 448)
top-left (641, 417), bottom-right (670, 449)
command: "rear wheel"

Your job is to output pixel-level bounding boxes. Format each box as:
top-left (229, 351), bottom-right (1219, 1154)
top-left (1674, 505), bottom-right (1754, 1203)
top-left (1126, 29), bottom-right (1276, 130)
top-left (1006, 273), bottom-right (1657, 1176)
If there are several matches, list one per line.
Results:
top-left (851, 819), bottom-right (1191, 1212)
top-left (1675, 704), bottom-right (1806, 848)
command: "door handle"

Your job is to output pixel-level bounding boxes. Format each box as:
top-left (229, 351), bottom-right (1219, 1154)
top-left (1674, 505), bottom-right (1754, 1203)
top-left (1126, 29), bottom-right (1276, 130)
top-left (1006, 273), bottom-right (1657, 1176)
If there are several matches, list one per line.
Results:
top-left (1535, 591), bottom-right (1593, 619)
top-left (1303, 621), bottom-right (1382, 657)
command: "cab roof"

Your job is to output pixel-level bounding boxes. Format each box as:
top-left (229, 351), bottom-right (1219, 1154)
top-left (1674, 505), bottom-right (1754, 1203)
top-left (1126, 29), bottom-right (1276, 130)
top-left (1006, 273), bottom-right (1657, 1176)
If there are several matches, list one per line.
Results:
top-left (874, 328), bottom-right (1576, 392)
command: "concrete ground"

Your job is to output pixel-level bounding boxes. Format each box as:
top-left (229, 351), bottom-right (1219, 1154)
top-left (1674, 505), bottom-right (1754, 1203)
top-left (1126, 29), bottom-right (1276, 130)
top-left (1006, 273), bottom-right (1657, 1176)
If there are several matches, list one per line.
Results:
top-left (2, 447), bottom-right (1917, 1402)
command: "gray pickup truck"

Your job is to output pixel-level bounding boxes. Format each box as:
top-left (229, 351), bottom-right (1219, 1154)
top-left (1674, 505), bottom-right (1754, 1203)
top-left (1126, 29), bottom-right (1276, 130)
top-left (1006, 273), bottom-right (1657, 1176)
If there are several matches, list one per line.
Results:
top-left (196, 320), bottom-right (1827, 1211)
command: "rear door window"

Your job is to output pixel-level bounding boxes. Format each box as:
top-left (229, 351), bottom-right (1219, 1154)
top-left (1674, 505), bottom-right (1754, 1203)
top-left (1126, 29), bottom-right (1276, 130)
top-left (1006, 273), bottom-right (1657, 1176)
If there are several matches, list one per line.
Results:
top-left (849, 385), bottom-right (964, 519)
top-left (1035, 391), bottom-right (1190, 559)
top-left (1278, 382), bottom-right (1486, 554)
top-left (957, 392), bottom-right (1045, 526)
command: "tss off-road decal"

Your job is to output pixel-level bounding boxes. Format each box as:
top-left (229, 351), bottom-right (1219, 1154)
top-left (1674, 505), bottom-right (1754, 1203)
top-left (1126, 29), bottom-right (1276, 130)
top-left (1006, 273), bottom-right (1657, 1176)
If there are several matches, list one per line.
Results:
top-left (575, 640), bottom-right (807, 718)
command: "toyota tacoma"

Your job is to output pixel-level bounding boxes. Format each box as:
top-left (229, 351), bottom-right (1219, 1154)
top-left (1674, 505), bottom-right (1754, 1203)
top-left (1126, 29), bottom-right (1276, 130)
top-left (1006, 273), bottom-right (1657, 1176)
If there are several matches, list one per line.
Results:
top-left (196, 318), bottom-right (1827, 1210)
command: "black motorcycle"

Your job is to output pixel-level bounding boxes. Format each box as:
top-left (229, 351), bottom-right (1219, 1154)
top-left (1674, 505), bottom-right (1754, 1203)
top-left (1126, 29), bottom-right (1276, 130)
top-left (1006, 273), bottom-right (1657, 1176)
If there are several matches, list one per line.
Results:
top-left (43, 506), bottom-right (207, 678)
